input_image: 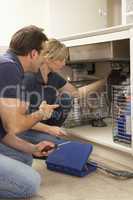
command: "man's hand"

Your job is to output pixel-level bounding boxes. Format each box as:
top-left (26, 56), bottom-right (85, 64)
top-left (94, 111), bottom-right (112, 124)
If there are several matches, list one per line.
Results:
top-left (32, 141), bottom-right (56, 157)
top-left (39, 101), bottom-right (59, 120)
top-left (2, 134), bottom-right (55, 156)
top-left (48, 126), bottom-right (67, 137)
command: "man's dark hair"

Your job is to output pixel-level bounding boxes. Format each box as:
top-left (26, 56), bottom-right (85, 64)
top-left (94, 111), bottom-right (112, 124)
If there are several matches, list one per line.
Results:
top-left (9, 25), bottom-right (48, 56)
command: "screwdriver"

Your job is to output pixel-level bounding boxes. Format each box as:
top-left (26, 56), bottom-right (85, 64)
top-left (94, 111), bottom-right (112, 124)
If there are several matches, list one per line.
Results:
top-left (41, 141), bottom-right (71, 152)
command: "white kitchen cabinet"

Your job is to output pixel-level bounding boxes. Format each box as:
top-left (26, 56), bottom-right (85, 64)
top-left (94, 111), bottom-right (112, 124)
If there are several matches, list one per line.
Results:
top-left (103, 0), bottom-right (133, 27)
top-left (47, 0), bottom-right (133, 38)
top-left (107, 0), bottom-right (122, 27)
top-left (47, 0), bottom-right (107, 38)
top-left (45, 0), bottom-right (133, 38)
top-left (60, 24), bottom-right (133, 160)
top-left (122, 0), bottom-right (133, 24)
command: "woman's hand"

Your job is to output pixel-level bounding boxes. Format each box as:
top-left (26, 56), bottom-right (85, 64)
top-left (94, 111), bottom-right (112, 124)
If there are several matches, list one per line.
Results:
top-left (48, 126), bottom-right (67, 137)
top-left (32, 141), bottom-right (56, 157)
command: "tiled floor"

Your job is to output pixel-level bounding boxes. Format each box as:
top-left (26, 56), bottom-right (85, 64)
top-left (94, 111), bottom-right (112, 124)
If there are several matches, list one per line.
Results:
top-left (3, 159), bottom-right (133, 200)
top-left (30, 159), bottom-right (133, 200)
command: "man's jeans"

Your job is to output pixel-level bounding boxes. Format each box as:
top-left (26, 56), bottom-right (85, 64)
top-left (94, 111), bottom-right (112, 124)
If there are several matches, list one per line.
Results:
top-left (0, 90), bottom-right (71, 199)
top-left (0, 131), bottom-right (66, 199)
top-left (0, 72), bottom-right (72, 198)
top-left (0, 153), bottom-right (41, 199)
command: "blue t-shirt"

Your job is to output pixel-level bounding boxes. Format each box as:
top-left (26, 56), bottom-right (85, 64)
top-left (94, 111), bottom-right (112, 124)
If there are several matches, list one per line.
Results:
top-left (23, 70), bottom-right (67, 112)
top-left (37, 71), bottom-right (66, 90)
top-left (0, 50), bottom-right (24, 140)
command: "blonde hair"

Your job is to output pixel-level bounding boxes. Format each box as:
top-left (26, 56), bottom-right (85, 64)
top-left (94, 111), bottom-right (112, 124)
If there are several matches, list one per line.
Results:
top-left (43, 39), bottom-right (68, 61)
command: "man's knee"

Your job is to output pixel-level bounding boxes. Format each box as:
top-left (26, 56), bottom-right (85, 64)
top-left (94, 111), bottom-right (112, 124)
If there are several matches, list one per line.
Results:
top-left (0, 155), bottom-right (41, 198)
top-left (22, 169), bottom-right (41, 198)
top-left (15, 168), bottom-right (41, 198)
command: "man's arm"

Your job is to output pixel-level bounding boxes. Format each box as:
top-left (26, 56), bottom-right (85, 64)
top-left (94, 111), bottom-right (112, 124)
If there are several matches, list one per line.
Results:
top-left (0, 98), bottom-right (58, 135)
top-left (32, 122), bottom-right (67, 136)
top-left (0, 62), bottom-right (58, 136)
top-left (1, 133), bottom-right (55, 157)
top-left (2, 133), bottom-right (35, 154)
top-left (32, 122), bottom-right (52, 133)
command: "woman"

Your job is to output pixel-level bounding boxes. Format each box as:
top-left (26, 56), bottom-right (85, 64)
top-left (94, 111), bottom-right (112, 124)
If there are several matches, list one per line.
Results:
top-left (20, 39), bottom-right (105, 144)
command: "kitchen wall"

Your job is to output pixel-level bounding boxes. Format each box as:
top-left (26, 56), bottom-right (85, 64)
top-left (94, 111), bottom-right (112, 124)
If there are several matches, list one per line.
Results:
top-left (0, 0), bottom-right (47, 46)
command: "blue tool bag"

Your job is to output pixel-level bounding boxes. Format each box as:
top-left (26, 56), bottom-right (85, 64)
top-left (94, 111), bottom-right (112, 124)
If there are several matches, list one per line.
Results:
top-left (46, 141), bottom-right (97, 177)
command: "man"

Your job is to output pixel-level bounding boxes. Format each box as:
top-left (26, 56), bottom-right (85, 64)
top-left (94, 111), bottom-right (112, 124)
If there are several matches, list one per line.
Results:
top-left (0, 25), bottom-right (59, 199)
